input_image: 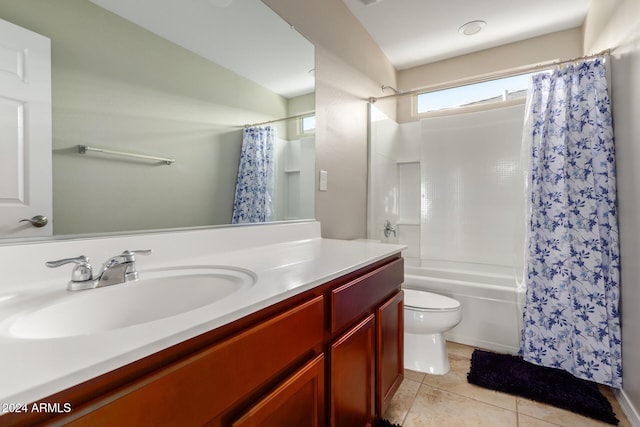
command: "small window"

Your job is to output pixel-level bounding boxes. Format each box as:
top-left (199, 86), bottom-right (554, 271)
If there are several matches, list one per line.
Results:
top-left (416, 73), bottom-right (536, 114)
top-left (301, 115), bottom-right (316, 133)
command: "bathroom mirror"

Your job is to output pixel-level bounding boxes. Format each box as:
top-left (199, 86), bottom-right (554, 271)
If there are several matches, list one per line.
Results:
top-left (0, 0), bottom-right (315, 240)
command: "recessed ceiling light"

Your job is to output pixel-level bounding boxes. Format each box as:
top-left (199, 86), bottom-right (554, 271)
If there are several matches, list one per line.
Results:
top-left (361, 0), bottom-right (383, 5)
top-left (458, 20), bottom-right (487, 36)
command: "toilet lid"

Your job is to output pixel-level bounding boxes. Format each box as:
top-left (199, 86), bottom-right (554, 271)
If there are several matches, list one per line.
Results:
top-left (403, 289), bottom-right (461, 310)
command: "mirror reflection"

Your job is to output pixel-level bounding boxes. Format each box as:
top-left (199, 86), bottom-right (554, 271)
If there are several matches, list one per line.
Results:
top-left (0, 0), bottom-right (315, 240)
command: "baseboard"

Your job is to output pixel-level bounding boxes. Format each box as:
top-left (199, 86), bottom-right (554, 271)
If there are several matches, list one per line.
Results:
top-left (446, 333), bottom-right (519, 355)
top-left (615, 388), bottom-right (640, 427)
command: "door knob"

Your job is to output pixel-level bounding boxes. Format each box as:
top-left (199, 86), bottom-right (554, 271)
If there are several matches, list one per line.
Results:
top-left (19, 215), bottom-right (48, 228)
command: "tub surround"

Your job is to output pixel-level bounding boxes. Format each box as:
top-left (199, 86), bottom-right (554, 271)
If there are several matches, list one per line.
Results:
top-left (0, 221), bottom-right (405, 410)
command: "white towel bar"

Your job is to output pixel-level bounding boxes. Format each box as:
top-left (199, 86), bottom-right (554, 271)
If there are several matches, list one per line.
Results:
top-left (78, 145), bottom-right (175, 165)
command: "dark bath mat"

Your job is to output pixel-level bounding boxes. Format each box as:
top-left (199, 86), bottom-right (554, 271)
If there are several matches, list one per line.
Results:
top-left (374, 418), bottom-right (401, 427)
top-left (467, 349), bottom-right (619, 425)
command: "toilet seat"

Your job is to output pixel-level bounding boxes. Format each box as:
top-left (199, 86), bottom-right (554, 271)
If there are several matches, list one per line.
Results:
top-left (404, 289), bottom-right (461, 312)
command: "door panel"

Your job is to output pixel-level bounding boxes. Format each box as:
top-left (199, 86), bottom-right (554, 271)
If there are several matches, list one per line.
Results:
top-left (0, 18), bottom-right (52, 238)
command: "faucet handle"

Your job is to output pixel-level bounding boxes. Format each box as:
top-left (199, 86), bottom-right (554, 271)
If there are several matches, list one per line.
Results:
top-left (116, 250), bottom-right (151, 283)
top-left (120, 249), bottom-right (152, 262)
top-left (46, 255), bottom-right (93, 282)
top-left (383, 220), bottom-right (397, 238)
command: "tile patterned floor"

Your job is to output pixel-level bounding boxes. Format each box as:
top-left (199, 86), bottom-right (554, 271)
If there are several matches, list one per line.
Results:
top-left (384, 342), bottom-right (631, 427)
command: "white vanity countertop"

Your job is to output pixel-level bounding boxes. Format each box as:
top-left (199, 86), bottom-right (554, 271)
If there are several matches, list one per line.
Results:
top-left (0, 222), bottom-right (404, 407)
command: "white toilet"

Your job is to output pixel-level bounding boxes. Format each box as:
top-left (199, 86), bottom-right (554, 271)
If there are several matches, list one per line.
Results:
top-left (403, 288), bottom-right (462, 375)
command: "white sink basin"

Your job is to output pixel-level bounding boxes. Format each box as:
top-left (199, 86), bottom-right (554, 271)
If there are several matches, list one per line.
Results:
top-left (3, 266), bottom-right (256, 339)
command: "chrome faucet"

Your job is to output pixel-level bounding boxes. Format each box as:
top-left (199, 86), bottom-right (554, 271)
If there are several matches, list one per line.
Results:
top-left (46, 250), bottom-right (151, 291)
top-left (383, 220), bottom-right (397, 238)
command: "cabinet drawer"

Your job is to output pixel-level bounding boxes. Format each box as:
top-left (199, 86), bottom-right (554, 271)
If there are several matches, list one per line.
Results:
top-left (330, 258), bottom-right (403, 333)
top-left (232, 354), bottom-right (325, 427)
top-left (64, 296), bottom-right (325, 427)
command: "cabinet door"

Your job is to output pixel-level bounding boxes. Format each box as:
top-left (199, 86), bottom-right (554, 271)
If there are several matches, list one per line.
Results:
top-left (232, 354), bottom-right (325, 427)
top-left (61, 296), bottom-right (324, 427)
top-left (330, 314), bottom-right (375, 427)
top-left (376, 290), bottom-right (404, 416)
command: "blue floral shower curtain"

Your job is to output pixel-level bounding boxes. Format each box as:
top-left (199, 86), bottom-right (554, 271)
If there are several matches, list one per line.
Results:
top-left (231, 126), bottom-right (275, 224)
top-left (521, 58), bottom-right (622, 388)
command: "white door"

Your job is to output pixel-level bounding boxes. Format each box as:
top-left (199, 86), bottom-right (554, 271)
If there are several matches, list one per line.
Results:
top-left (0, 18), bottom-right (52, 238)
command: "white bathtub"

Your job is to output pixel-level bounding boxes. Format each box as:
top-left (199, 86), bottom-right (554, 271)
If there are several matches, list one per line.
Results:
top-left (403, 261), bottom-right (524, 354)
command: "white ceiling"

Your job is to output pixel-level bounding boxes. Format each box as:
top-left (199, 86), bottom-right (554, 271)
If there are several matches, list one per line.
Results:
top-left (342, 0), bottom-right (592, 70)
top-left (89, 0), bottom-right (315, 98)
top-left (88, 0), bottom-right (592, 98)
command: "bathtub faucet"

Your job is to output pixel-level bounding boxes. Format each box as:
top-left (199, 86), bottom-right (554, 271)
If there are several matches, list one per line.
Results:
top-left (383, 220), bottom-right (397, 238)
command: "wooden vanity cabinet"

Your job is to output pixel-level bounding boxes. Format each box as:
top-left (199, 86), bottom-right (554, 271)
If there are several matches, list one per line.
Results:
top-left (329, 257), bottom-right (404, 426)
top-left (4, 254), bottom-right (403, 427)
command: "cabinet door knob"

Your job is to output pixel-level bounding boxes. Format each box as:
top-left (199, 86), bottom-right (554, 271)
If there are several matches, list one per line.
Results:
top-left (19, 215), bottom-right (48, 228)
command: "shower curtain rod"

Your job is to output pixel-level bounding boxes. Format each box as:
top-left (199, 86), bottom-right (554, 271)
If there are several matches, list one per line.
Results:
top-left (368, 49), bottom-right (611, 103)
top-left (244, 111), bottom-right (315, 128)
